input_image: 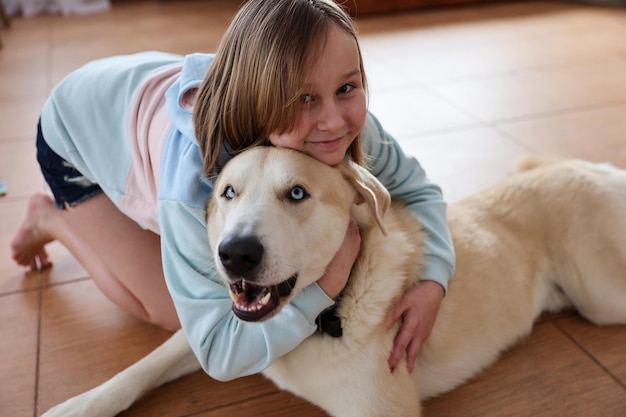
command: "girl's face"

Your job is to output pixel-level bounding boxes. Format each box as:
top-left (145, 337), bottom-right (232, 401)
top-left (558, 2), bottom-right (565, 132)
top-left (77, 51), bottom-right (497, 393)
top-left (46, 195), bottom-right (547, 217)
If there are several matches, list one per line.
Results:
top-left (269, 26), bottom-right (367, 167)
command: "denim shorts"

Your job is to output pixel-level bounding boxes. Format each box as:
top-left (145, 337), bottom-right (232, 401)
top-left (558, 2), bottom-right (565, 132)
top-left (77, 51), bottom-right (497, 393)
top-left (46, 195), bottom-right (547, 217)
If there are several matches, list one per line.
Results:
top-left (36, 120), bottom-right (103, 209)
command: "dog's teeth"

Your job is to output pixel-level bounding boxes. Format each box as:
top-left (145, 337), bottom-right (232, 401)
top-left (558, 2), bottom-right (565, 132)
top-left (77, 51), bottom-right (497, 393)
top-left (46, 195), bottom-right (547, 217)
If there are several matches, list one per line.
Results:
top-left (233, 302), bottom-right (262, 312)
top-left (260, 292), bottom-right (271, 306)
top-left (229, 290), bottom-right (238, 302)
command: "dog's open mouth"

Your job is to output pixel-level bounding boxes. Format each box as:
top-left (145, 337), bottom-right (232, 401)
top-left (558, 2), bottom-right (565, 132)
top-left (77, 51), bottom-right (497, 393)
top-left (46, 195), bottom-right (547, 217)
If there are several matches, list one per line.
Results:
top-left (229, 275), bottom-right (298, 322)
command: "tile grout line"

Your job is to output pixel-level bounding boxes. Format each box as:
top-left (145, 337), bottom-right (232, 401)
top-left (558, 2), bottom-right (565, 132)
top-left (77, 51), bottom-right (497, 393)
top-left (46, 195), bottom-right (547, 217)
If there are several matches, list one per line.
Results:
top-left (33, 270), bottom-right (44, 417)
top-left (485, 100), bottom-right (626, 127)
top-left (181, 389), bottom-right (282, 417)
top-left (482, 101), bottom-right (626, 155)
top-left (553, 321), bottom-right (626, 392)
top-left (424, 79), bottom-right (626, 133)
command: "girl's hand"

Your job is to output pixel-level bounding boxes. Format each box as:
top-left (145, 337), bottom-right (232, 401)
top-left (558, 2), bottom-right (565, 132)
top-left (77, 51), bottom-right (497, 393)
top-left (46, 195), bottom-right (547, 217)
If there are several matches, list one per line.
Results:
top-left (388, 280), bottom-right (444, 373)
top-left (317, 219), bottom-right (361, 299)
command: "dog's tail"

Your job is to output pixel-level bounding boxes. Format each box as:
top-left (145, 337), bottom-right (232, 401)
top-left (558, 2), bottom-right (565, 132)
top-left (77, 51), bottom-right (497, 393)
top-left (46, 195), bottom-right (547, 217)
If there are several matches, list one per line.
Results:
top-left (515, 154), bottom-right (568, 173)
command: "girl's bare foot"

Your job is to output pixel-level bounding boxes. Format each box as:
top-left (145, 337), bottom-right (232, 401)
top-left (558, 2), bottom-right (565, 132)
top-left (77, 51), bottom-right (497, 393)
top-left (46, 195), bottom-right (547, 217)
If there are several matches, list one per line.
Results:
top-left (11, 193), bottom-right (57, 271)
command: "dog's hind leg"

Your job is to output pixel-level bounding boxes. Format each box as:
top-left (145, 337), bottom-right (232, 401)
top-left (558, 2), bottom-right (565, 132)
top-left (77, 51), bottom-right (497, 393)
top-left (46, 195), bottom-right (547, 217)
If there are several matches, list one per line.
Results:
top-left (554, 164), bottom-right (626, 326)
top-left (41, 329), bottom-right (200, 417)
top-left (560, 251), bottom-right (626, 326)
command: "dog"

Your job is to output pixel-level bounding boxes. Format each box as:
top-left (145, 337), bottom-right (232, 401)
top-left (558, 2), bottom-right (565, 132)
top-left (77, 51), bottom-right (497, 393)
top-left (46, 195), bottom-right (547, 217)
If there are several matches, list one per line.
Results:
top-left (41, 147), bottom-right (626, 417)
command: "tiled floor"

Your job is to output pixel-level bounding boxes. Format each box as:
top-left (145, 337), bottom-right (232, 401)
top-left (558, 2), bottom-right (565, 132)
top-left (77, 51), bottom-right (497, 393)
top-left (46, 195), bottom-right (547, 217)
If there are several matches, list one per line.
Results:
top-left (1, 1), bottom-right (625, 416)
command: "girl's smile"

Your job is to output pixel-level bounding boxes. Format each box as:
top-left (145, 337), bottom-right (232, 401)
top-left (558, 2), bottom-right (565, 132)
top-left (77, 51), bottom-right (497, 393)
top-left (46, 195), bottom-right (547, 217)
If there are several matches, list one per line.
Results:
top-left (308, 136), bottom-right (346, 149)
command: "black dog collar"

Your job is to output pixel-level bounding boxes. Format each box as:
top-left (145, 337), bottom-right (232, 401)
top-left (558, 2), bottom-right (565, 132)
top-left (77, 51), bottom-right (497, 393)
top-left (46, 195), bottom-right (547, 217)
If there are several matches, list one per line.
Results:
top-left (316, 305), bottom-right (342, 338)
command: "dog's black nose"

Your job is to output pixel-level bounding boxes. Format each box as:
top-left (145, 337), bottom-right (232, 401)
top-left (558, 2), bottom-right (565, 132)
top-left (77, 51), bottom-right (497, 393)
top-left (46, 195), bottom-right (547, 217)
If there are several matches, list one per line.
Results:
top-left (218, 235), bottom-right (264, 278)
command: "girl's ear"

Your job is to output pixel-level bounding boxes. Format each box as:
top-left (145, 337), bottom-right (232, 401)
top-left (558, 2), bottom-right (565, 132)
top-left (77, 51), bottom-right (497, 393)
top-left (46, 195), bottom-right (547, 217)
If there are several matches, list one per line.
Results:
top-left (337, 160), bottom-right (390, 236)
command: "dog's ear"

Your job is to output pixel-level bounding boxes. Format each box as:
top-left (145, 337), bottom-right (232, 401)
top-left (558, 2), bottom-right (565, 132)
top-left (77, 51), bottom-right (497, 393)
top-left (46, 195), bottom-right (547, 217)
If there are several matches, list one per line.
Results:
top-left (338, 160), bottom-right (390, 236)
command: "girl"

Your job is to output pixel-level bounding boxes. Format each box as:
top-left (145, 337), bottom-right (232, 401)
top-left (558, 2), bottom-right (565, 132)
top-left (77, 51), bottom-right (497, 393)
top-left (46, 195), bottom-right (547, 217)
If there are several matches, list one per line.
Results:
top-left (11, 0), bottom-right (454, 380)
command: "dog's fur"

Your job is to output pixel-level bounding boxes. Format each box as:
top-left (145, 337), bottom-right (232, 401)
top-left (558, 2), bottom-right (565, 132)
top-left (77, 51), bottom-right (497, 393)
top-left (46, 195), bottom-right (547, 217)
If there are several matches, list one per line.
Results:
top-left (42, 147), bottom-right (626, 417)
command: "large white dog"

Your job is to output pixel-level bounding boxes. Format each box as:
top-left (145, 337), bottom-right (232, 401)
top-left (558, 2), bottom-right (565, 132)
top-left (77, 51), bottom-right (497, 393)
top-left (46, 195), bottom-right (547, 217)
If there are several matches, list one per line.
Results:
top-left (42, 147), bottom-right (626, 417)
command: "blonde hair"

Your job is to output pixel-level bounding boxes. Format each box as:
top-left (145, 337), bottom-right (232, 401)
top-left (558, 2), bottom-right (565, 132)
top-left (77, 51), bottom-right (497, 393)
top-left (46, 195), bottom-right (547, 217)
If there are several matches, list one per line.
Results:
top-left (193, 0), bottom-right (367, 176)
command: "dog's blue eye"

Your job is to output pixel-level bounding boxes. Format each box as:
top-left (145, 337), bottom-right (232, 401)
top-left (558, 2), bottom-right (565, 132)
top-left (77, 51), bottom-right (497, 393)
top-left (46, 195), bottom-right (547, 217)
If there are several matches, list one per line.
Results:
top-left (223, 185), bottom-right (235, 200)
top-left (289, 186), bottom-right (308, 201)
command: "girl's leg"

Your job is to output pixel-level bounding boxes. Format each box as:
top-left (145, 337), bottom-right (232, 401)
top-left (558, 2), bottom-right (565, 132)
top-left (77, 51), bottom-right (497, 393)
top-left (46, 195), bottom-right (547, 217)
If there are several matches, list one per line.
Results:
top-left (11, 192), bottom-right (180, 331)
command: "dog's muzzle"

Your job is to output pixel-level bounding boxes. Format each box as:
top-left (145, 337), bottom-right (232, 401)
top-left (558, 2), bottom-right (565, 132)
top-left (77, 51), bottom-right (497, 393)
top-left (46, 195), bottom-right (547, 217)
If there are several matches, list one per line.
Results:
top-left (218, 234), bottom-right (298, 321)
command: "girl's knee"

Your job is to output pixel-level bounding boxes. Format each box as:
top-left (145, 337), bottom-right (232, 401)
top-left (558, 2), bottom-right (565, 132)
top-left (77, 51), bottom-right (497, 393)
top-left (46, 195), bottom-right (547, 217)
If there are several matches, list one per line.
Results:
top-left (147, 307), bottom-right (181, 332)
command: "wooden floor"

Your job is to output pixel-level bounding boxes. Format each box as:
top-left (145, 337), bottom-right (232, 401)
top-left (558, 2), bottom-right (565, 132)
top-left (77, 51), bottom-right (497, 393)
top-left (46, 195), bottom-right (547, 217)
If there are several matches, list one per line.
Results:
top-left (1, 1), bottom-right (626, 416)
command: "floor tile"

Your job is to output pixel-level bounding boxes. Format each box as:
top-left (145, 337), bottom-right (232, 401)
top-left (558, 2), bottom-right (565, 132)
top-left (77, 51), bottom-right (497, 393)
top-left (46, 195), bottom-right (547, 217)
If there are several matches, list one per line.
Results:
top-left (361, 3), bottom-right (626, 86)
top-left (0, 97), bottom-right (46, 141)
top-left (0, 48), bottom-right (48, 101)
top-left (37, 279), bottom-right (173, 414)
top-left (119, 372), bottom-right (279, 417)
top-left (0, 13), bottom-right (51, 48)
top-left (0, 290), bottom-right (39, 417)
top-left (556, 314), bottom-right (626, 387)
top-left (430, 59), bottom-right (626, 123)
top-left (423, 322), bottom-right (626, 416)
top-left (495, 104), bottom-right (626, 165)
top-left (368, 86), bottom-right (480, 139)
top-left (187, 391), bottom-right (327, 417)
top-left (48, 11), bottom-right (135, 43)
top-left (380, 28), bottom-right (626, 85)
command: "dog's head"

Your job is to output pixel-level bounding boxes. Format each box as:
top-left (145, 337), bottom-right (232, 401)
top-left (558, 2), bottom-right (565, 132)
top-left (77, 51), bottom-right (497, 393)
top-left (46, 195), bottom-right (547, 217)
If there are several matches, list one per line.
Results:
top-left (207, 146), bottom-right (390, 322)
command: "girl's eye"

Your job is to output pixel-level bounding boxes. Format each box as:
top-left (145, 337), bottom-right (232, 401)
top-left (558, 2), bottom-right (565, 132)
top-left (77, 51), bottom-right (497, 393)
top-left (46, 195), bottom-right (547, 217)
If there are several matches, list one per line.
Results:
top-left (289, 185), bottom-right (308, 201)
top-left (301, 94), bottom-right (313, 103)
top-left (223, 185), bottom-right (236, 200)
top-left (337, 84), bottom-right (354, 94)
